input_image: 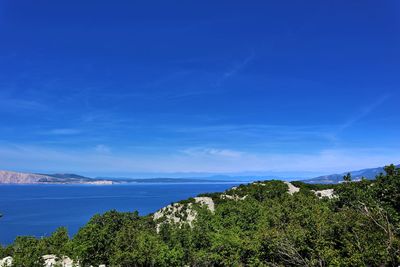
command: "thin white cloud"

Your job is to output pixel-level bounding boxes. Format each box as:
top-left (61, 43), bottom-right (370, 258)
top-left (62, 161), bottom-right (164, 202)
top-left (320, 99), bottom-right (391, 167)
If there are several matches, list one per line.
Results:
top-left (215, 52), bottom-right (255, 87)
top-left (162, 123), bottom-right (334, 145)
top-left (0, 97), bottom-right (46, 111)
top-left (338, 94), bottom-right (390, 133)
top-left (41, 128), bottom-right (82, 135)
top-left (0, 143), bottom-right (398, 176)
top-left (95, 144), bottom-right (111, 153)
top-left (182, 147), bottom-right (243, 158)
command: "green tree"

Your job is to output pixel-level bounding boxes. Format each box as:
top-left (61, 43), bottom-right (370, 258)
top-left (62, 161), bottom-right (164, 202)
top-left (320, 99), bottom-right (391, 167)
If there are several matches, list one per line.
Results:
top-left (72, 210), bottom-right (140, 266)
top-left (333, 164), bottom-right (400, 265)
top-left (343, 172), bottom-right (352, 182)
top-left (43, 227), bottom-right (71, 257)
top-left (111, 225), bottom-right (168, 267)
top-left (12, 236), bottom-right (45, 267)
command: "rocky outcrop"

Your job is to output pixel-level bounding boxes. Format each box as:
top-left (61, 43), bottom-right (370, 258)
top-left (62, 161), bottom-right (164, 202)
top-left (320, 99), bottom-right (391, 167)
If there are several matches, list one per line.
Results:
top-left (312, 189), bottom-right (335, 199)
top-left (43, 255), bottom-right (57, 267)
top-left (220, 194), bottom-right (247, 201)
top-left (42, 255), bottom-right (75, 267)
top-left (0, 255), bottom-right (105, 267)
top-left (284, 182), bottom-right (300, 195)
top-left (0, 256), bottom-right (13, 267)
top-left (153, 197), bottom-right (215, 231)
top-left (193, 197), bottom-right (215, 212)
top-left (220, 184), bottom-right (245, 200)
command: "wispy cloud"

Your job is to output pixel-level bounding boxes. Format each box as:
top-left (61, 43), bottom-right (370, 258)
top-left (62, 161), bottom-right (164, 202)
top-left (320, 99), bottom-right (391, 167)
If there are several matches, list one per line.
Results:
top-left (0, 143), bottom-right (398, 176)
top-left (0, 97), bottom-right (47, 112)
top-left (181, 147), bottom-right (243, 158)
top-left (338, 94), bottom-right (390, 133)
top-left (161, 123), bottom-right (334, 145)
top-left (95, 144), bottom-right (111, 153)
top-left (140, 52), bottom-right (257, 101)
top-left (215, 52), bottom-right (255, 87)
top-left (0, 87), bottom-right (49, 111)
top-left (41, 128), bottom-right (82, 135)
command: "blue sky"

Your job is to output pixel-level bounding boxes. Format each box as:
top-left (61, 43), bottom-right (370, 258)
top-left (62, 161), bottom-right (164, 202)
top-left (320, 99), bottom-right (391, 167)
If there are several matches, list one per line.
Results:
top-left (0, 1), bottom-right (399, 177)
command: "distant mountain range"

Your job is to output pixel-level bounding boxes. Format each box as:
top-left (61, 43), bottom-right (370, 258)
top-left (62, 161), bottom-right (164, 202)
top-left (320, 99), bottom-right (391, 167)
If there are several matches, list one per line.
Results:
top-left (302, 164), bottom-right (400, 184)
top-left (0, 171), bottom-right (236, 184)
top-left (0, 171), bottom-right (114, 184)
top-left (1, 164), bottom-right (398, 185)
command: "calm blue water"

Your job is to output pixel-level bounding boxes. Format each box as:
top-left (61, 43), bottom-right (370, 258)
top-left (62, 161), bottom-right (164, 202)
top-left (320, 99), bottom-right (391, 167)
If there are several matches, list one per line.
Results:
top-left (0, 183), bottom-right (238, 245)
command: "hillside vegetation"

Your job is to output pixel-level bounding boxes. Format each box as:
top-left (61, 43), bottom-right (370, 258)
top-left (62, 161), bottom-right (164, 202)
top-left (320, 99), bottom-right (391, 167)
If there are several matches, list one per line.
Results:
top-left (1, 165), bottom-right (399, 266)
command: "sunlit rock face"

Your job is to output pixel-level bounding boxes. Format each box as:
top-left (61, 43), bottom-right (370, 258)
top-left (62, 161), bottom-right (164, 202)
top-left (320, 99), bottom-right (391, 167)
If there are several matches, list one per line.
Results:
top-left (153, 196), bottom-right (215, 232)
top-left (312, 189), bottom-right (336, 199)
top-left (42, 255), bottom-right (75, 267)
top-left (0, 256), bottom-right (13, 267)
top-left (284, 182), bottom-right (300, 195)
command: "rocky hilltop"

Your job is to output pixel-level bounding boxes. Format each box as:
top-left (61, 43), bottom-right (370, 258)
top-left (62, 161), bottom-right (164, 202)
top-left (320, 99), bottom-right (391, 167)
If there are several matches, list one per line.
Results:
top-left (0, 171), bottom-right (51, 184)
top-left (0, 170), bottom-right (113, 184)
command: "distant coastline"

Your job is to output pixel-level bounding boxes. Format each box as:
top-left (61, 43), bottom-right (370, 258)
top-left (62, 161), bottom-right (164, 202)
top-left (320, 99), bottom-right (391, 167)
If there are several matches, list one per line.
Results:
top-left (0, 170), bottom-right (237, 185)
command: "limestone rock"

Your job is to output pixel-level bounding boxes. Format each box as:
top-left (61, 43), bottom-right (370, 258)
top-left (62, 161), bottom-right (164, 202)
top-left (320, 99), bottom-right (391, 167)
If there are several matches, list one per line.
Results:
top-left (0, 256), bottom-right (13, 267)
top-left (312, 189), bottom-right (335, 199)
top-left (284, 182), bottom-right (300, 195)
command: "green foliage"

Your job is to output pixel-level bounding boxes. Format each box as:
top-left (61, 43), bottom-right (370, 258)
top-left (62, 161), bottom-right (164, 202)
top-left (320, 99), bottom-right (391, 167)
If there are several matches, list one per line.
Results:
top-left (71, 210), bottom-right (142, 266)
top-left (343, 172), bottom-right (352, 182)
top-left (374, 164), bottom-right (400, 213)
top-left (5, 165), bottom-right (400, 266)
top-left (43, 227), bottom-right (71, 257)
top-left (291, 181), bottom-right (340, 191)
top-left (233, 180), bottom-right (288, 201)
top-left (12, 236), bottom-right (45, 267)
top-left (0, 244), bottom-right (13, 259)
top-left (110, 224), bottom-right (169, 267)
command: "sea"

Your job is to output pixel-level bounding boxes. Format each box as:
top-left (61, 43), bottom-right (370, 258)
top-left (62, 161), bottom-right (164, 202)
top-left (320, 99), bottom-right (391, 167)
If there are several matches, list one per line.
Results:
top-left (0, 182), bottom-right (239, 245)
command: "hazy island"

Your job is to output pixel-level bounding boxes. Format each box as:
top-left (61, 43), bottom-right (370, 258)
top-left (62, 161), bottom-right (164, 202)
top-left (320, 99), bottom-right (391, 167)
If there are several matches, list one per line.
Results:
top-left (0, 171), bottom-right (235, 185)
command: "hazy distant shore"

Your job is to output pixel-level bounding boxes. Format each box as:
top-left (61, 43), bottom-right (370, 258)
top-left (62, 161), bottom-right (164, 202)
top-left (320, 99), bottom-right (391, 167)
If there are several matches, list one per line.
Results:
top-left (0, 170), bottom-right (237, 185)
